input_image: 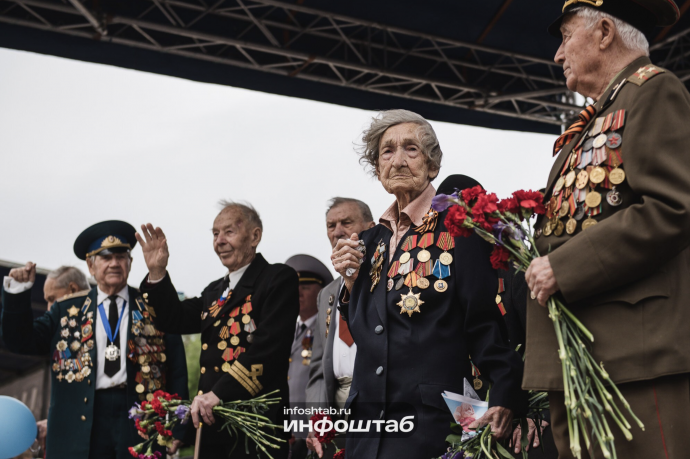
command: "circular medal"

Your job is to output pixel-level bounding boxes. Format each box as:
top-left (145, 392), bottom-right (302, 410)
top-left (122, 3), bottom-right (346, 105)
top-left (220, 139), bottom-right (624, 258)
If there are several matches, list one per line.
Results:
top-left (543, 220), bottom-right (554, 237)
top-left (142, 365), bottom-right (151, 374)
top-left (104, 343), bottom-right (120, 361)
top-left (227, 318), bottom-right (235, 326)
top-left (535, 228), bottom-right (543, 238)
top-left (213, 320), bottom-right (221, 327)
top-left (417, 278), bottom-right (430, 289)
top-left (565, 170), bottom-right (576, 188)
top-left (439, 252), bottom-right (453, 265)
top-left (217, 340), bottom-right (228, 350)
top-left (558, 201), bottom-right (570, 218)
top-left (301, 349), bottom-right (310, 358)
top-left (609, 168), bottom-right (625, 185)
top-left (495, 294), bottom-right (502, 304)
top-left (553, 220), bottom-right (565, 237)
top-left (242, 315), bottom-right (251, 324)
top-left (576, 170), bottom-right (589, 189)
top-left (590, 166), bottom-right (606, 184)
top-left (473, 378), bottom-right (483, 390)
top-left (247, 334), bottom-right (254, 343)
top-left (553, 176), bottom-right (565, 193)
top-left (582, 218), bottom-right (598, 230)
top-left (583, 137), bottom-right (595, 151)
top-left (399, 252), bottom-right (411, 264)
top-left (222, 362), bottom-right (232, 372)
top-left (82, 367), bottom-right (91, 377)
top-left (146, 393), bottom-right (154, 402)
top-left (585, 191), bottom-right (602, 208)
top-left (52, 363), bottom-right (59, 372)
top-left (387, 278), bottom-right (394, 291)
top-left (417, 249), bottom-right (431, 263)
top-left (593, 133), bottom-right (608, 149)
top-left (230, 336), bottom-right (241, 346)
top-left (607, 189), bottom-right (623, 207)
top-left (434, 280), bottom-right (448, 292)
top-left (606, 132), bottom-right (623, 149)
top-left (573, 205), bottom-right (586, 221)
top-left (566, 218), bottom-right (577, 234)
top-left (395, 276), bottom-right (405, 291)
top-left (159, 353), bottom-right (167, 363)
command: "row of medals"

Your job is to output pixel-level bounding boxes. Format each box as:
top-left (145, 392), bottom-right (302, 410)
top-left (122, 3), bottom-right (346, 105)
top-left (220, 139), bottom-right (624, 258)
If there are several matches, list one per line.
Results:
top-left (214, 297), bottom-right (256, 374)
top-left (369, 212), bottom-right (453, 317)
top-left (54, 310), bottom-right (94, 383)
top-left (539, 113), bottom-right (627, 237)
top-left (134, 294), bottom-right (168, 400)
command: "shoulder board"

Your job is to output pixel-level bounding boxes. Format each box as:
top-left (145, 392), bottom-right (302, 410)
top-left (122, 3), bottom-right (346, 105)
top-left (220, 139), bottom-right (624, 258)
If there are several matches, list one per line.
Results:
top-left (57, 289), bottom-right (91, 302)
top-left (627, 65), bottom-right (665, 86)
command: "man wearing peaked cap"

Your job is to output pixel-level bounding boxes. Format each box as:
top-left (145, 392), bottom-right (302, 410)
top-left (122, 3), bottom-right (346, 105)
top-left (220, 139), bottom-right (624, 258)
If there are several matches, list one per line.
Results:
top-left (284, 254), bottom-right (333, 459)
top-left (1, 220), bottom-right (188, 458)
top-left (525, 1), bottom-right (690, 458)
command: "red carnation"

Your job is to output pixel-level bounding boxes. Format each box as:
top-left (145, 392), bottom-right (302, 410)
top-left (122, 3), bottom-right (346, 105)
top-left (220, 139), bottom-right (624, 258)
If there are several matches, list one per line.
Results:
top-left (333, 450), bottom-right (346, 459)
top-left (489, 245), bottom-right (511, 271)
top-left (310, 413), bottom-right (336, 444)
top-left (445, 205), bottom-right (473, 238)
top-left (128, 447), bottom-right (139, 458)
top-left (461, 185), bottom-right (485, 203)
top-left (512, 190), bottom-right (546, 217)
top-left (135, 419), bottom-right (148, 434)
top-left (497, 196), bottom-right (520, 214)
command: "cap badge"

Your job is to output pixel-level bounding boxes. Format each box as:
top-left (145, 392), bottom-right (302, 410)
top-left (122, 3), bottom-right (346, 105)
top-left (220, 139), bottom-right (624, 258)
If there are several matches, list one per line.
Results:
top-left (563, 0), bottom-right (603, 12)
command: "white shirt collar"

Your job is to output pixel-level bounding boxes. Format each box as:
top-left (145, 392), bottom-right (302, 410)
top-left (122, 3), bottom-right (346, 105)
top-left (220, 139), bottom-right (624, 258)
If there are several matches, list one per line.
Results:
top-left (96, 284), bottom-right (130, 305)
top-left (297, 312), bottom-right (318, 329)
top-left (227, 262), bottom-right (251, 290)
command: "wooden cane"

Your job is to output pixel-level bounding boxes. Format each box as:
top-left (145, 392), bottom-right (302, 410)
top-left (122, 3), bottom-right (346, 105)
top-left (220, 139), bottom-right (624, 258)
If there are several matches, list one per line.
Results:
top-left (193, 422), bottom-right (203, 459)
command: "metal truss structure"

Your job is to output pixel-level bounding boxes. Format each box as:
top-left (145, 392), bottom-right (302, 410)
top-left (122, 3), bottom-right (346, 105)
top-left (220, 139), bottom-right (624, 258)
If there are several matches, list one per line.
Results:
top-left (651, 28), bottom-right (690, 83)
top-left (0, 0), bottom-right (583, 126)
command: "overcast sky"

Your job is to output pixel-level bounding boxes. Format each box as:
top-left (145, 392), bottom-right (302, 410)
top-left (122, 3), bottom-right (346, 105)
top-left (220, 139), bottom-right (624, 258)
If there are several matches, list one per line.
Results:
top-left (0, 47), bottom-right (556, 295)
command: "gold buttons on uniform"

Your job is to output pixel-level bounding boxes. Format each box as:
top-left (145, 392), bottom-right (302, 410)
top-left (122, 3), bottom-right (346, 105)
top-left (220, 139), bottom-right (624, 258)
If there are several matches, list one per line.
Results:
top-left (87, 380), bottom-right (91, 385)
top-left (201, 367), bottom-right (206, 374)
top-left (202, 344), bottom-right (208, 350)
top-left (84, 398), bottom-right (88, 403)
top-left (288, 358), bottom-right (292, 363)
top-left (81, 415), bottom-right (86, 421)
top-left (214, 367), bottom-right (219, 372)
top-left (198, 390), bottom-right (203, 396)
top-left (287, 376), bottom-right (290, 380)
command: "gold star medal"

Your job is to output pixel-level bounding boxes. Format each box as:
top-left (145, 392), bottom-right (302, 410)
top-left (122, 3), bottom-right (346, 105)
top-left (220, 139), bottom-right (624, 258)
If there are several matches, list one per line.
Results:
top-left (397, 289), bottom-right (424, 317)
top-left (67, 305), bottom-right (79, 317)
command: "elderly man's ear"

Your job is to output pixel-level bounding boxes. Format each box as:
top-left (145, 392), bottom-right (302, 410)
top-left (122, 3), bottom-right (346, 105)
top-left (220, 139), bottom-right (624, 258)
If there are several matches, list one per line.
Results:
top-left (598, 18), bottom-right (616, 50)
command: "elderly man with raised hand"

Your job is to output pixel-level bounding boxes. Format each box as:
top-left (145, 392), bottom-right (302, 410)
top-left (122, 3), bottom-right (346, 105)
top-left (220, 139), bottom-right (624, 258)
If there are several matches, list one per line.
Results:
top-left (136, 201), bottom-right (299, 459)
top-left (331, 110), bottom-right (525, 458)
top-left (1, 221), bottom-right (188, 459)
top-left (305, 197), bottom-right (375, 459)
top-left (525, 1), bottom-right (690, 457)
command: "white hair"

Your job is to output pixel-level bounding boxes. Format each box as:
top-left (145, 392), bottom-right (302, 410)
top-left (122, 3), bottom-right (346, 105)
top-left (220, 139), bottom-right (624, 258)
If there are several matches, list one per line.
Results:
top-left (571, 6), bottom-right (649, 56)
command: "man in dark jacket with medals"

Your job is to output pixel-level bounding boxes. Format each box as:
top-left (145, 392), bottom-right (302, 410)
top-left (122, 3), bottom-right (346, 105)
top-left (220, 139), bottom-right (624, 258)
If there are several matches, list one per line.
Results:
top-left (330, 110), bottom-right (525, 458)
top-left (0, 220), bottom-right (188, 458)
top-left (525, 1), bottom-right (690, 457)
top-left (136, 201), bottom-right (299, 458)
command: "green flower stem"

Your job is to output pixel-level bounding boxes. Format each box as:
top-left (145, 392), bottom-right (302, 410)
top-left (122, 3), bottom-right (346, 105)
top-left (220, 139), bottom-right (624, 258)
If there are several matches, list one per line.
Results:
top-left (557, 302), bottom-right (594, 342)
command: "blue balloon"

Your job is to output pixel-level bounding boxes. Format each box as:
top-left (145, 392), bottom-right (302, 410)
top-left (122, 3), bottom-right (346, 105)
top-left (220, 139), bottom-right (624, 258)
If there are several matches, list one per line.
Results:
top-left (0, 396), bottom-right (37, 459)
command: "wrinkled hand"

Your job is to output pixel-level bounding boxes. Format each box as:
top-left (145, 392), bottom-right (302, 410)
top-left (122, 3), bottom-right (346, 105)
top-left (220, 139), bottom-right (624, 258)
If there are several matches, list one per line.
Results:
top-left (191, 391), bottom-right (220, 428)
top-left (331, 233), bottom-right (364, 292)
top-left (135, 223), bottom-right (170, 281)
top-left (468, 406), bottom-right (513, 440)
top-left (511, 419), bottom-right (549, 454)
top-left (306, 430), bottom-right (324, 458)
top-left (36, 419), bottom-right (47, 451)
top-left (525, 256), bottom-right (559, 307)
top-left (167, 439), bottom-right (183, 455)
top-left (9, 261), bottom-right (36, 284)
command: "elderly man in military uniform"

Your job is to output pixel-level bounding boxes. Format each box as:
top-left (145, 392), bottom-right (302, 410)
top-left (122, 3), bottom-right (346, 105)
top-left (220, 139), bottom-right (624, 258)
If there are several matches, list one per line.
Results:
top-left (305, 197), bottom-right (375, 459)
top-left (284, 254), bottom-right (333, 459)
top-left (136, 201), bottom-right (299, 458)
top-left (1, 220), bottom-right (188, 458)
top-left (525, 1), bottom-right (690, 457)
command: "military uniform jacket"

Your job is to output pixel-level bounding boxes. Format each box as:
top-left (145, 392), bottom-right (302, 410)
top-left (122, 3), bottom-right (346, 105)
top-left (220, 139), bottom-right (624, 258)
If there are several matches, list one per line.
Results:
top-left (525, 56), bottom-right (690, 391)
top-left (0, 286), bottom-right (188, 458)
top-left (306, 277), bottom-right (343, 410)
top-left (340, 212), bottom-right (525, 459)
top-left (139, 253), bottom-right (299, 445)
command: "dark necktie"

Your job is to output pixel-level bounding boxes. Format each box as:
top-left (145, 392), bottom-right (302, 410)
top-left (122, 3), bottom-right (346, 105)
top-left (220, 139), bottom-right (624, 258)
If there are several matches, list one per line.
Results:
top-left (104, 295), bottom-right (121, 377)
top-left (552, 105), bottom-right (596, 156)
top-left (295, 323), bottom-right (306, 341)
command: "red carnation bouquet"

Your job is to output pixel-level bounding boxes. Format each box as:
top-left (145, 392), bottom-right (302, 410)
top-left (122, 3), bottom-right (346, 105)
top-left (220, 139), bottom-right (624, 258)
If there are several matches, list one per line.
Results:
top-left (308, 413), bottom-right (344, 459)
top-left (128, 390), bottom-right (285, 459)
top-left (433, 187), bottom-right (642, 459)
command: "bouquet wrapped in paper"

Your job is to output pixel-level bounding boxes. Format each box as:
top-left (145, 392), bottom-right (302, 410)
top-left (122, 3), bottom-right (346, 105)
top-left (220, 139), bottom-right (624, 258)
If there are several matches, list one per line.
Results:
top-left (433, 186), bottom-right (642, 459)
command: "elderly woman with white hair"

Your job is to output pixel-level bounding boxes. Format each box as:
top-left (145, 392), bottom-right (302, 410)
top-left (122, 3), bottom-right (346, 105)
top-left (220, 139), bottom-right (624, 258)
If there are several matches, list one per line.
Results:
top-left (330, 109), bottom-right (525, 458)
